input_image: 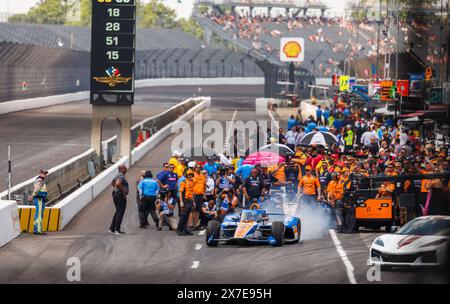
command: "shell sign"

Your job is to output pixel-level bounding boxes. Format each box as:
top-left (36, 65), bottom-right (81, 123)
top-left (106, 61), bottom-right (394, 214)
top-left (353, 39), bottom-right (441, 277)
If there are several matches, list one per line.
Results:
top-left (280, 37), bottom-right (305, 62)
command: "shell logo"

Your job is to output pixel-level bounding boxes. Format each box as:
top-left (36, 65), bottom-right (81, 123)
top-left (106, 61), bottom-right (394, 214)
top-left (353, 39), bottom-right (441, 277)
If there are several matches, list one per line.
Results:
top-left (283, 41), bottom-right (302, 58)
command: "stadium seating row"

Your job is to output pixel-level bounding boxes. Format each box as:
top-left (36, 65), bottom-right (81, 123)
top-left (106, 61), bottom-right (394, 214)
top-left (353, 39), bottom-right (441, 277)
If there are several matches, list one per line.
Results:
top-left (0, 23), bottom-right (204, 51)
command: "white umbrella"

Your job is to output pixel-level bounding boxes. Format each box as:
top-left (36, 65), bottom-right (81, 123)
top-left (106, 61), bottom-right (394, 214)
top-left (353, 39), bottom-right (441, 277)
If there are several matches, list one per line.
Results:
top-left (299, 131), bottom-right (342, 146)
top-left (259, 143), bottom-right (294, 156)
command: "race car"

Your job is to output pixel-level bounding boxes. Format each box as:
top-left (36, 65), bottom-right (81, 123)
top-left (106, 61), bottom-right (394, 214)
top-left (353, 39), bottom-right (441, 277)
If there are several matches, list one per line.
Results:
top-left (369, 216), bottom-right (450, 269)
top-left (206, 209), bottom-right (301, 247)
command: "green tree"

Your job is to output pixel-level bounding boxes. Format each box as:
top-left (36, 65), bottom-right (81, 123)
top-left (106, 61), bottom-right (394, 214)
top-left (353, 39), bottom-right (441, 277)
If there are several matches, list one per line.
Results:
top-left (138, 0), bottom-right (177, 28)
top-left (8, 14), bottom-right (30, 23)
top-left (177, 18), bottom-right (204, 41)
top-left (9, 0), bottom-right (69, 24)
top-left (65, 0), bottom-right (91, 26)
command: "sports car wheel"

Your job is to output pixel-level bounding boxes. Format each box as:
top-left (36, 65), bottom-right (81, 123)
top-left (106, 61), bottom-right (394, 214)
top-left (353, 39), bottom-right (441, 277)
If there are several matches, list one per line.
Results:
top-left (206, 220), bottom-right (220, 247)
top-left (271, 221), bottom-right (284, 247)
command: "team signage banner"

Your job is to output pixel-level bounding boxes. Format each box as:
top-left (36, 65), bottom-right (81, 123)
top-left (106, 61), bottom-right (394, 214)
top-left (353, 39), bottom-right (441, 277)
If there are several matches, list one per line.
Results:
top-left (380, 80), bottom-right (393, 101)
top-left (397, 80), bottom-right (409, 97)
top-left (339, 75), bottom-right (349, 92)
top-left (280, 37), bottom-right (304, 62)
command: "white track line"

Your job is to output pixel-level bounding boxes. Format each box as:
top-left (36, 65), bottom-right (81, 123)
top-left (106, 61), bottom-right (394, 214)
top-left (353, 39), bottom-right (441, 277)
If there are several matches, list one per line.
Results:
top-left (191, 261), bottom-right (200, 269)
top-left (329, 229), bottom-right (357, 284)
top-left (195, 244), bottom-right (202, 250)
top-left (198, 229), bottom-right (206, 236)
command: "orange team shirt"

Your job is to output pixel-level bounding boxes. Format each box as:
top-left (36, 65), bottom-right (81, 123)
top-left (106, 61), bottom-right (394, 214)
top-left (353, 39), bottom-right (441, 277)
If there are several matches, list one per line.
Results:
top-left (420, 170), bottom-right (431, 193)
top-left (270, 165), bottom-right (286, 183)
top-left (180, 179), bottom-right (194, 200)
top-left (193, 173), bottom-right (206, 195)
top-left (327, 180), bottom-right (344, 200)
top-left (299, 175), bottom-right (320, 195)
top-left (339, 176), bottom-right (352, 190)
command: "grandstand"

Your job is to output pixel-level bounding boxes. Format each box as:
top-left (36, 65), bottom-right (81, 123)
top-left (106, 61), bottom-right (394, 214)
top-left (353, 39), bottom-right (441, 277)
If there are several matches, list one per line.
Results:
top-left (0, 23), bottom-right (205, 51)
top-left (194, 0), bottom-right (449, 80)
top-left (0, 22), bottom-right (263, 102)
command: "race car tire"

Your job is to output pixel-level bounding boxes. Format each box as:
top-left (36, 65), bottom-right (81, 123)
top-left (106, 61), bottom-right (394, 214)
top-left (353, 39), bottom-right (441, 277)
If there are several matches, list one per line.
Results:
top-left (206, 220), bottom-right (220, 247)
top-left (293, 221), bottom-right (301, 243)
top-left (271, 221), bottom-right (284, 247)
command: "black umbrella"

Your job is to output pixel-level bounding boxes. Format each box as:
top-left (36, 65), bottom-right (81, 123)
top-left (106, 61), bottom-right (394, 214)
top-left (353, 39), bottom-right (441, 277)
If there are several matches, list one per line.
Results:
top-left (259, 143), bottom-right (295, 156)
top-left (179, 146), bottom-right (220, 161)
top-left (298, 131), bottom-right (342, 146)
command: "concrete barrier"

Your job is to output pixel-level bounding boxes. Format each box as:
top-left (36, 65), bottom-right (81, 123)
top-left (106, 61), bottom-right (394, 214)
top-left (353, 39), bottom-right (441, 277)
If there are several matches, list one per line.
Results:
top-left (0, 78), bottom-right (264, 115)
top-left (0, 201), bottom-right (20, 248)
top-left (135, 77), bottom-right (264, 88)
top-left (54, 156), bottom-right (130, 229)
top-left (16, 205), bottom-right (61, 233)
top-left (0, 97), bottom-right (204, 203)
top-left (54, 96), bottom-right (209, 229)
top-left (0, 149), bottom-right (96, 203)
top-left (131, 97), bottom-right (211, 164)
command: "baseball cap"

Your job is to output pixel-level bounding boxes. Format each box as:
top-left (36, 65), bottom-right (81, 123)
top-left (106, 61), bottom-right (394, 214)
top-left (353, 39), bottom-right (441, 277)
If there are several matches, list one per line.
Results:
top-left (39, 169), bottom-right (49, 174)
top-left (305, 165), bottom-right (312, 170)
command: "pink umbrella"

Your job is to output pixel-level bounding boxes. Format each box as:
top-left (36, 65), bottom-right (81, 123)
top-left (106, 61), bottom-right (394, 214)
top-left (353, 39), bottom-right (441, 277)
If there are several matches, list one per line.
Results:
top-left (242, 151), bottom-right (285, 166)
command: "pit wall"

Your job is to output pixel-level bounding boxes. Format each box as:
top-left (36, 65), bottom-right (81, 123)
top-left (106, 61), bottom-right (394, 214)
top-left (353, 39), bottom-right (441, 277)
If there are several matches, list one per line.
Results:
top-left (0, 97), bottom-right (204, 204)
top-left (0, 77), bottom-right (263, 115)
top-left (0, 201), bottom-right (20, 248)
top-left (5, 97), bottom-right (210, 234)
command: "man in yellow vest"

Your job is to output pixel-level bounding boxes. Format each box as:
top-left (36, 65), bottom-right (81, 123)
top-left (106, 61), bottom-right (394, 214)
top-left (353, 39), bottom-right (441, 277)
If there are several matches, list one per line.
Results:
top-left (343, 124), bottom-right (354, 153)
top-left (28, 169), bottom-right (49, 235)
top-left (169, 151), bottom-right (184, 177)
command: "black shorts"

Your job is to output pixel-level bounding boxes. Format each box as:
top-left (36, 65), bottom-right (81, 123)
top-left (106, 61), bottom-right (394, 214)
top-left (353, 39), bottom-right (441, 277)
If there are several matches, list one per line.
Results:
top-left (193, 194), bottom-right (204, 212)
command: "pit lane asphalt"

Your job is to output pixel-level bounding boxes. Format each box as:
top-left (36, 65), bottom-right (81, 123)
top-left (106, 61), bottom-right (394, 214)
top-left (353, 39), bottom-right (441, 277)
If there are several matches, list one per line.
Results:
top-left (0, 87), bottom-right (445, 284)
top-left (0, 85), bottom-right (263, 192)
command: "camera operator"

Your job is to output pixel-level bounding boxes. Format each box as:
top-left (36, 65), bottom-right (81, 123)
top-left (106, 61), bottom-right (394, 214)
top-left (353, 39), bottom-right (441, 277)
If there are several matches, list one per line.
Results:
top-left (216, 166), bottom-right (235, 194)
top-left (201, 199), bottom-right (218, 227)
top-left (156, 190), bottom-right (177, 231)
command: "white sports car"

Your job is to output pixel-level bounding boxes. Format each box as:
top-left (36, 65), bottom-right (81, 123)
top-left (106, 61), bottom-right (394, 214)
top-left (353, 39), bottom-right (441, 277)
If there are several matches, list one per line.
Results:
top-left (370, 216), bottom-right (450, 268)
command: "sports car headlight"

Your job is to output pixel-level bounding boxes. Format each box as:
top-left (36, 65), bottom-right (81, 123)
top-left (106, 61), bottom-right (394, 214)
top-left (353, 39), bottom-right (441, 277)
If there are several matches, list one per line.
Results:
top-left (374, 237), bottom-right (384, 247)
top-left (419, 239), bottom-right (447, 248)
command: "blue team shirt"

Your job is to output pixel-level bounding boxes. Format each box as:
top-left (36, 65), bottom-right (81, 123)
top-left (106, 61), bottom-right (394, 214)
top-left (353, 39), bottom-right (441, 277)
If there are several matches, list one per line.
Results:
top-left (236, 164), bottom-right (254, 180)
top-left (287, 118), bottom-right (298, 130)
top-left (157, 170), bottom-right (178, 190)
top-left (204, 162), bottom-right (220, 175)
top-left (138, 178), bottom-right (160, 197)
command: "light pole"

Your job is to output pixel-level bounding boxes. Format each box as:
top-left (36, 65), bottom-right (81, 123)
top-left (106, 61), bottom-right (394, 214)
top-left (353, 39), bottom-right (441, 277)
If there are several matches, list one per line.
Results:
top-left (7, 145), bottom-right (12, 200)
top-left (376, 0), bottom-right (381, 81)
top-left (395, 0), bottom-right (399, 84)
